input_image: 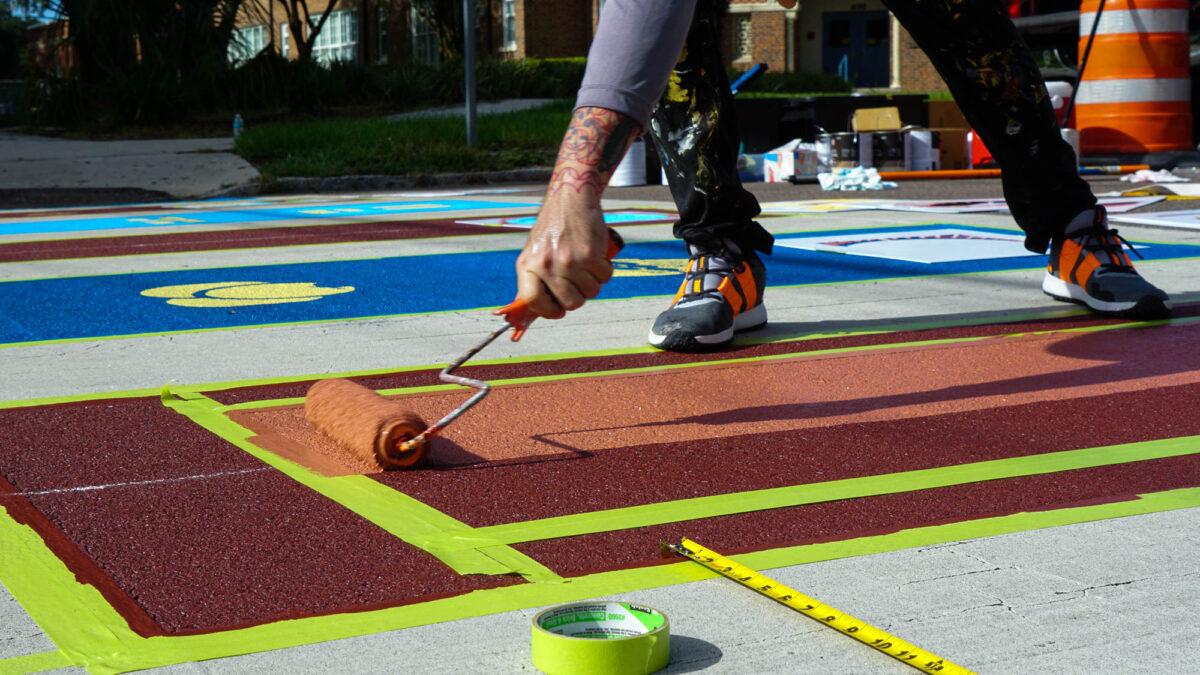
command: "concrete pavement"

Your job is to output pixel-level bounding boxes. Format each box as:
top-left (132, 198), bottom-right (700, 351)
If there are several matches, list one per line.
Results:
top-left (0, 130), bottom-right (259, 199)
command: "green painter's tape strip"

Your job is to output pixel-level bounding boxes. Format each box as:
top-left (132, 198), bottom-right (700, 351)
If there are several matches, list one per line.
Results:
top-left (158, 386), bottom-right (561, 583)
top-left (459, 435), bottom-right (1200, 547)
top-left (0, 650), bottom-right (74, 674)
top-left (4, 487), bottom-right (1198, 674)
top-left (0, 510), bottom-right (129, 672)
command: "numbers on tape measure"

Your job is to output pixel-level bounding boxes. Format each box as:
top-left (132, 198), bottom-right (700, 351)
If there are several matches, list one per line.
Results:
top-left (673, 538), bottom-right (975, 675)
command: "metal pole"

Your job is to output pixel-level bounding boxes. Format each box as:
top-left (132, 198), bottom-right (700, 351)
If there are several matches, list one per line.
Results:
top-left (463, 0), bottom-right (478, 148)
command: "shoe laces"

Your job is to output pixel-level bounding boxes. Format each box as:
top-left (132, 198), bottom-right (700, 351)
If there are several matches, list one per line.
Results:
top-left (681, 238), bottom-right (747, 297)
top-left (1071, 222), bottom-right (1143, 274)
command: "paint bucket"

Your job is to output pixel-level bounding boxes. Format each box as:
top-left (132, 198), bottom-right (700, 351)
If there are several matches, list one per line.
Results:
top-left (829, 132), bottom-right (859, 169)
top-left (903, 128), bottom-right (941, 171)
top-left (871, 131), bottom-right (905, 171)
top-left (816, 134), bottom-right (833, 173)
top-left (610, 137), bottom-right (647, 187)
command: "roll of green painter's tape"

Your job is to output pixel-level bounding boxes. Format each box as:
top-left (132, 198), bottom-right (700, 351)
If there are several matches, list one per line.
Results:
top-left (531, 601), bottom-right (670, 675)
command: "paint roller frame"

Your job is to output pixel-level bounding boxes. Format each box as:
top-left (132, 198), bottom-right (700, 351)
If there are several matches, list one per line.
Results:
top-left (308, 228), bottom-right (625, 470)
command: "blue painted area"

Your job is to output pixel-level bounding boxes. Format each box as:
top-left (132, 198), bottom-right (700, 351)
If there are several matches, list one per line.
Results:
top-left (2, 225), bottom-right (1197, 344)
top-left (0, 200), bottom-right (539, 236)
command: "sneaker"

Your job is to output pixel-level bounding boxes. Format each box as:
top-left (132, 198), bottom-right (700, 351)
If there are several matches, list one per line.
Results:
top-left (648, 237), bottom-right (767, 351)
top-left (1042, 206), bottom-right (1172, 319)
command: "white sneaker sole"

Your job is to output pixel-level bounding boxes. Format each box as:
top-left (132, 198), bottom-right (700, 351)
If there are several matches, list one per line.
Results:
top-left (647, 303), bottom-right (768, 346)
top-left (1042, 272), bottom-right (1138, 313)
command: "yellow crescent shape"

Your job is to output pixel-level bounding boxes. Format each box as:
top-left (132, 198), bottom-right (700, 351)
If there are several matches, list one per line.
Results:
top-left (141, 282), bottom-right (261, 298)
top-left (142, 281), bottom-right (356, 308)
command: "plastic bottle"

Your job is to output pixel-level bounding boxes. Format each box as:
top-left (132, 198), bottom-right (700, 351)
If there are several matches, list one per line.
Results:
top-left (233, 113), bottom-right (244, 140)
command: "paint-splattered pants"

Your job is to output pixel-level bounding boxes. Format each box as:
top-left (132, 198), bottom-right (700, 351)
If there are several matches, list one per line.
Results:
top-left (649, 0), bottom-right (1096, 255)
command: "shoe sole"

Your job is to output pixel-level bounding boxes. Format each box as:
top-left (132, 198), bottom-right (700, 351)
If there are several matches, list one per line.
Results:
top-left (1042, 273), bottom-right (1172, 319)
top-left (648, 303), bottom-right (768, 351)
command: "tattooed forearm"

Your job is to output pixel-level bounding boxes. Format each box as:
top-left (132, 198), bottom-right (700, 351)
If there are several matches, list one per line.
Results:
top-left (549, 107), bottom-right (643, 196)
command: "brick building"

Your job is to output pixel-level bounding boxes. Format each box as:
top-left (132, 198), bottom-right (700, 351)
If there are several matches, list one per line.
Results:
top-left (230, 1), bottom-right (596, 66)
top-left (726, 0), bottom-right (946, 91)
top-left (226, 1), bottom-right (947, 92)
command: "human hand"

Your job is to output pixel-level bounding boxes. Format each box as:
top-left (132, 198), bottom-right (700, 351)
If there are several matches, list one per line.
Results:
top-left (515, 187), bottom-right (613, 319)
top-left (514, 106), bottom-right (641, 319)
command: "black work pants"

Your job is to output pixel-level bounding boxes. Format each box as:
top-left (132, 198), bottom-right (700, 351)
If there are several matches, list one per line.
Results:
top-left (648, 0), bottom-right (1096, 255)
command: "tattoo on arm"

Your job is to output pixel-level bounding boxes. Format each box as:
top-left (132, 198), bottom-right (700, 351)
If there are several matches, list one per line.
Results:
top-left (550, 107), bottom-right (642, 196)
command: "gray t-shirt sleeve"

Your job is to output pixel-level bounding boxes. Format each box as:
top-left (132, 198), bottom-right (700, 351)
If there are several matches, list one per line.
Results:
top-left (574, 0), bottom-right (698, 128)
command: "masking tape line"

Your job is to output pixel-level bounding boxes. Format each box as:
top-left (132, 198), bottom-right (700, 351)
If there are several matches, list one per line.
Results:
top-left (0, 510), bottom-right (130, 671)
top-left (672, 538), bottom-right (975, 674)
top-left (4, 487), bottom-right (1198, 674)
top-left (455, 434), bottom-right (1200, 547)
top-left (0, 650), bottom-right (74, 674)
top-left (158, 386), bottom-right (561, 582)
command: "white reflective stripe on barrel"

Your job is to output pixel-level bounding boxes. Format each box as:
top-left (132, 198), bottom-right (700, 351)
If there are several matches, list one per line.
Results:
top-left (1076, 77), bottom-right (1191, 104)
top-left (1079, 8), bottom-right (1187, 35)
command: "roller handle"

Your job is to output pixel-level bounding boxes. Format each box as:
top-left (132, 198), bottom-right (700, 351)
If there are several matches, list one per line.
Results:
top-left (493, 228), bottom-right (625, 342)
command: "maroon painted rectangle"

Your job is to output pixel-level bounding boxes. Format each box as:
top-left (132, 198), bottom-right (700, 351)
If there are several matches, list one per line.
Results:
top-left (0, 398), bottom-right (516, 636)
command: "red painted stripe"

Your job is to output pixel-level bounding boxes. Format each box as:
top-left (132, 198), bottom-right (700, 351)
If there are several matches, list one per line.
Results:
top-left (377, 382), bottom-right (1200, 526)
top-left (514, 455), bottom-right (1200, 578)
top-left (0, 220), bottom-right (527, 263)
top-left (207, 308), bottom-right (1200, 406)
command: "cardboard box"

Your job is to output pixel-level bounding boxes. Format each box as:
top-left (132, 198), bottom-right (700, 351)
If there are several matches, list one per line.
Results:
top-left (932, 128), bottom-right (971, 170)
top-left (927, 99), bottom-right (969, 129)
top-left (851, 106), bottom-right (903, 132)
top-left (763, 139), bottom-right (819, 182)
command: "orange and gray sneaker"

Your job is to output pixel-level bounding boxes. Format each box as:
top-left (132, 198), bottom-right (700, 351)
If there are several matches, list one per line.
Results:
top-left (649, 236), bottom-right (766, 351)
top-left (1042, 206), bottom-right (1172, 319)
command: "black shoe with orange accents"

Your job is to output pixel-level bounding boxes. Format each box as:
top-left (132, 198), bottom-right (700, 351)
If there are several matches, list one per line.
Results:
top-left (1042, 206), bottom-right (1172, 319)
top-left (648, 236), bottom-right (767, 351)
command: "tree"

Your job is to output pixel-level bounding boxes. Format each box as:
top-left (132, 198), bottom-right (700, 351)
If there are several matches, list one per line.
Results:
top-left (40, 0), bottom-right (247, 124)
top-left (245, 0), bottom-right (339, 63)
top-left (0, 2), bottom-right (35, 78)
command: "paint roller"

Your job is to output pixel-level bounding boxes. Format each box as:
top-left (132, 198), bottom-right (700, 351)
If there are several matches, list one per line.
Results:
top-left (304, 229), bottom-right (625, 469)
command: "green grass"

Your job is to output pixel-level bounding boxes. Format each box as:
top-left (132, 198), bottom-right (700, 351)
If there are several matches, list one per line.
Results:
top-left (235, 99), bottom-right (573, 178)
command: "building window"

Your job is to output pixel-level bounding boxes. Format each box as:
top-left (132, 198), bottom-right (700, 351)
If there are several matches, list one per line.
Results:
top-left (865, 18), bottom-right (888, 47)
top-left (501, 0), bottom-right (516, 50)
top-left (377, 5), bottom-right (387, 63)
top-left (313, 8), bottom-right (359, 65)
top-left (280, 22), bottom-right (290, 59)
top-left (411, 1), bottom-right (439, 63)
top-left (228, 23), bottom-right (266, 65)
top-left (734, 14), bottom-right (752, 61)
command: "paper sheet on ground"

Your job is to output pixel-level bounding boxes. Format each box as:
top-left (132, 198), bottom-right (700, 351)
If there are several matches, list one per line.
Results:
top-left (760, 196), bottom-right (1162, 215)
top-left (1110, 208), bottom-right (1200, 230)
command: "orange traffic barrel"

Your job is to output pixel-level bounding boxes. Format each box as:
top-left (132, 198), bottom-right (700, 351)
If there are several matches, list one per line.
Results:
top-left (1075, 0), bottom-right (1192, 154)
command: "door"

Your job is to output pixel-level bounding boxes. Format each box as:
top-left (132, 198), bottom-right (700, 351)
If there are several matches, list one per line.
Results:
top-left (822, 11), bottom-right (890, 88)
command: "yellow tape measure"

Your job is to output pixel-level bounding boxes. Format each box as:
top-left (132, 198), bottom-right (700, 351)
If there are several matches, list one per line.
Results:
top-left (669, 538), bottom-right (976, 675)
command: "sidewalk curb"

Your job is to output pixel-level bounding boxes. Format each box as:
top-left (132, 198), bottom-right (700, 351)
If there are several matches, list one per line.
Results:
top-left (208, 167), bottom-right (553, 199)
